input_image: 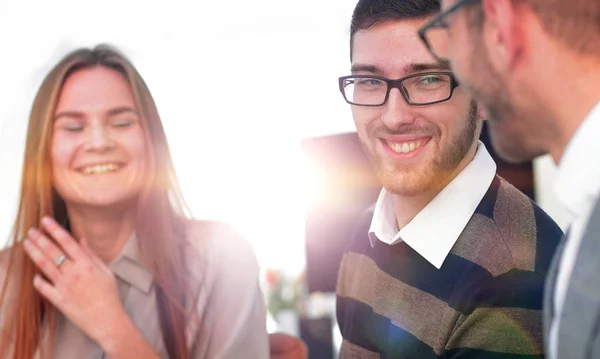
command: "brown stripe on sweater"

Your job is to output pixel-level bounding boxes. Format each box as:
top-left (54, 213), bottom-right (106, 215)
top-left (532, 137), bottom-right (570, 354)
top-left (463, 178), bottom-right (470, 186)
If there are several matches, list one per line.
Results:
top-left (493, 180), bottom-right (537, 272)
top-left (450, 214), bottom-right (514, 277)
top-left (340, 339), bottom-right (380, 359)
top-left (338, 252), bottom-right (458, 355)
top-left (446, 307), bottom-right (544, 354)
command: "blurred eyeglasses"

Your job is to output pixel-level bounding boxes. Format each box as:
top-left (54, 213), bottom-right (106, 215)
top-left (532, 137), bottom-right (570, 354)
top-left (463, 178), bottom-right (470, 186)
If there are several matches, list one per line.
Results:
top-left (418, 0), bottom-right (481, 64)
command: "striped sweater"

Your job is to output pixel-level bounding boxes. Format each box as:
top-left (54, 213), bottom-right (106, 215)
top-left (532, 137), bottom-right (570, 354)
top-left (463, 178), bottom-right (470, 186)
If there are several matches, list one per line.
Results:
top-left (336, 176), bottom-right (563, 358)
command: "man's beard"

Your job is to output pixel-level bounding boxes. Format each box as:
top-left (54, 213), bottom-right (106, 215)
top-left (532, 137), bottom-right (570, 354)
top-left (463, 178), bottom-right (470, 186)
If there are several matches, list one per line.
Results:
top-left (465, 33), bottom-right (546, 163)
top-left (363, 101), bottom-right (478, 196)
top-left (467, 34), bottom-right (515, 127)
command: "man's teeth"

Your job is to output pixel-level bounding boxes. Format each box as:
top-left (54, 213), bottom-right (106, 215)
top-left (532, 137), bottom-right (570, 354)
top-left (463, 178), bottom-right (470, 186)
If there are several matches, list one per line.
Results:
top-left (82, 163), bottom-right (121, 175)
top-left (388, 140), bottom-right (425, 154)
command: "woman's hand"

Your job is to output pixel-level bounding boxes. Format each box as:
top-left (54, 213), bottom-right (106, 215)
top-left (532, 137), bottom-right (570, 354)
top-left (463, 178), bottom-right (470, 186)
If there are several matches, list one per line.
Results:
top-left (22, 216), bottom-right (128, 349)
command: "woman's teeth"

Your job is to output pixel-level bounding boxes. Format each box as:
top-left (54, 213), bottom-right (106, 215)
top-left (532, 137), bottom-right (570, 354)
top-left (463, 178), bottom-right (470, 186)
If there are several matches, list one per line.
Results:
top-left (81, 163), bottom-right (122, 175)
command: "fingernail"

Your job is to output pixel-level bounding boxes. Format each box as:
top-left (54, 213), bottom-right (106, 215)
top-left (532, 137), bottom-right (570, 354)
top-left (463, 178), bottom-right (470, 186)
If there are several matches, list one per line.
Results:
top-left (41, 217), bottom-right (52, 226)
top-left (27, 228), bottom-right (38, 237)
top-left (23, 239), bottom-right (32, 249)
top-left (33, 276), bottom-right (40, 286)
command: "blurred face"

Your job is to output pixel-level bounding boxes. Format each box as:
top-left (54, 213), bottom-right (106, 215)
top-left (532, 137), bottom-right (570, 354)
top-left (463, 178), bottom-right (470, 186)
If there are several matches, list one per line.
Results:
top-left (439, 0), bottom-right (545, 162)
top-left (351, 19), bottom-right (479, 196)
top-left (51, 66), bottom-right (147, 208)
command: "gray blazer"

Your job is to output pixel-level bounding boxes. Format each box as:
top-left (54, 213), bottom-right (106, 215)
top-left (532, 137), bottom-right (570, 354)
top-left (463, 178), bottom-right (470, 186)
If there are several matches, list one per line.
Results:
top-left (544, 199), bottom-right (600, 358)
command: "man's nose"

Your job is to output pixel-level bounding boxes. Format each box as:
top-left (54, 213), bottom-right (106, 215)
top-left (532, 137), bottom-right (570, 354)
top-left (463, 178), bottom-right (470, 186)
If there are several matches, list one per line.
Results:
top-left (381, 88), bottom-right (416, 130)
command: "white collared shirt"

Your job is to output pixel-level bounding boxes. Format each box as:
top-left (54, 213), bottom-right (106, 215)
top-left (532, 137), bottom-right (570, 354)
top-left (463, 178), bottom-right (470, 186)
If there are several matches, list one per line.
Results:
top-left (368, 141), bottom-right (497, 269)
top-left (550, 101), bottom-right (600, 359)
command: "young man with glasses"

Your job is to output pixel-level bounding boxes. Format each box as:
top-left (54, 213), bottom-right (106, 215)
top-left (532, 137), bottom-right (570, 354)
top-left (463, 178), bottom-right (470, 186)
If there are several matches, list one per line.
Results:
top-left (335, 0), bottom-right (562, 357)
top-left (418, 0), bottom-right (600, 358)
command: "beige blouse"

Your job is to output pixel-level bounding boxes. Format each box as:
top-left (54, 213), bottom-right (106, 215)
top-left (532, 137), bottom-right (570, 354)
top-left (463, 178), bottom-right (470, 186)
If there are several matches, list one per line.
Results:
top-left (2, 220), bottom-right (269, 359)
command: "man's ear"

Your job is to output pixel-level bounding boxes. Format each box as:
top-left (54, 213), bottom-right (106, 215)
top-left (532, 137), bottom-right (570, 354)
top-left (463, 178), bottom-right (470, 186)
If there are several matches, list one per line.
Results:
top-left (481, 0), bottom-right (525, 71)
top-left (477, 103), bottom-right (489, 121)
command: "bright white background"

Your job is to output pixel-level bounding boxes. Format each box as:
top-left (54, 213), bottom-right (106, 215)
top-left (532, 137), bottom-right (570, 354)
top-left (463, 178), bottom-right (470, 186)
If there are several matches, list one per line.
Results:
top-left (0, 0), bottom-right (570, 279)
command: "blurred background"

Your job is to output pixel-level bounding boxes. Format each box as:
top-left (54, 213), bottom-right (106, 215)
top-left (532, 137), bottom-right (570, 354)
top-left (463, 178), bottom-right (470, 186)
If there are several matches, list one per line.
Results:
top-left (0, 1), bottom-right (570, 357)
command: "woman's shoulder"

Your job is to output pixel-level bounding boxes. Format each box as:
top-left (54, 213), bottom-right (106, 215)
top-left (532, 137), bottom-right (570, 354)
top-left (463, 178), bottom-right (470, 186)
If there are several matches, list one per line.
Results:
top-left (184, 218), bottom-right (249, 246)
top-left (182, 221), bottom-right (267, 357)
top-left (182, 219), bottom-right (259, 272)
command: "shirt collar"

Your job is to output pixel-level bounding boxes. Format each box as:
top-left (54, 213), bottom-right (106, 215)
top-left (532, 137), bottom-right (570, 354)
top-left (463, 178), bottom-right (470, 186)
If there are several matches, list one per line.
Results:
top-left (555, 100), bottom-right (600, 219)
top-left (108, 233), bottom-right (154, 294)
top-left (369, 141), bottom-right (497, 269)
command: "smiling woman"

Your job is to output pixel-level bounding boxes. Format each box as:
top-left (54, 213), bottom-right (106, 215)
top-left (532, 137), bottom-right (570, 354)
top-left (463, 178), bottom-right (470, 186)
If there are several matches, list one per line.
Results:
top-left (0, 45), bottom-right (269, 359)
top-left (51, 67), bottom-right (148, 210)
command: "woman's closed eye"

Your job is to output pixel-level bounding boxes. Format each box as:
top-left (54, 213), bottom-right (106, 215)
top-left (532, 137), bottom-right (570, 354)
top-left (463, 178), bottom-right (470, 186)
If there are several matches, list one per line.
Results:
top-left (111, 119), bottom-right (137, 128)
top-left (62, 123), bottom-right (84, 132)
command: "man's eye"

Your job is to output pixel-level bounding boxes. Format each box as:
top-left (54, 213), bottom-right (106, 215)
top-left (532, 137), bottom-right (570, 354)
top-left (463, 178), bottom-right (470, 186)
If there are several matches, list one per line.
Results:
top-left (356, 78), bottom-right (385, 87)
top-left (419, 76), bottom-right (443, 85)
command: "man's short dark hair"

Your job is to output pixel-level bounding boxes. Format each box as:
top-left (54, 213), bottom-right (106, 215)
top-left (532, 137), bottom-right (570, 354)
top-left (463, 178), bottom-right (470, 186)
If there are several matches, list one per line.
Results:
top-left (349, 0), bottom-right (440, 59)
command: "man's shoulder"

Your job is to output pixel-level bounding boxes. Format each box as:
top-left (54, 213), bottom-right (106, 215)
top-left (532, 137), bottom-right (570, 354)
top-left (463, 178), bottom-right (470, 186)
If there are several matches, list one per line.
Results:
top-left (474, 175), bottom-right (553, 224)
top-left (496, 176), bottom-right (563, 268)
top-left (588, 196), bottom-right (600, 225)
top-left (454, 176), bottom-right (562, 277)
top-left (493, 176), bottom-right (560, 231)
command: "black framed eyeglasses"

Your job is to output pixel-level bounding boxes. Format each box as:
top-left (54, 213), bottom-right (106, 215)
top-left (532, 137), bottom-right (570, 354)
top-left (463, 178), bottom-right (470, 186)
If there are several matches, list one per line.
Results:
top-left (418, 0), bottom-right (481, 63)
top-left (338, 72), bottom-right (460, 107)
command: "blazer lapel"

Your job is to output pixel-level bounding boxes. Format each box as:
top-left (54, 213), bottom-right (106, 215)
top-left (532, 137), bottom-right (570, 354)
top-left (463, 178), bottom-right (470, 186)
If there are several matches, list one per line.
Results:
top-left (557, 199), bottom-right (600, 358)
top-left (543, 232), bottom-right (567, 348)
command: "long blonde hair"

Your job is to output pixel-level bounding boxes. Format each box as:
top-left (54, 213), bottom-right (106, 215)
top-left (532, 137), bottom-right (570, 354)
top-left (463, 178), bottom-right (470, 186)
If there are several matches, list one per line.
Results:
top-left (0, 45), bottom-right (193, 359)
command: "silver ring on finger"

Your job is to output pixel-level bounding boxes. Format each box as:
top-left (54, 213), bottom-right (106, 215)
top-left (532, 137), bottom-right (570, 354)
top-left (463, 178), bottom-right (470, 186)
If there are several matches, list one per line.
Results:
top-left (55, 254), bottom-right (67, 268)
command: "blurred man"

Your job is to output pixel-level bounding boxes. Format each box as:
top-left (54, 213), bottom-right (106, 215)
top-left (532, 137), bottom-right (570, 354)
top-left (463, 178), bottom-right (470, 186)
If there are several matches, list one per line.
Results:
top-left (336, 0), bottom-right (562, 357)
top-left (418, 0), bottom-right (600, 357)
